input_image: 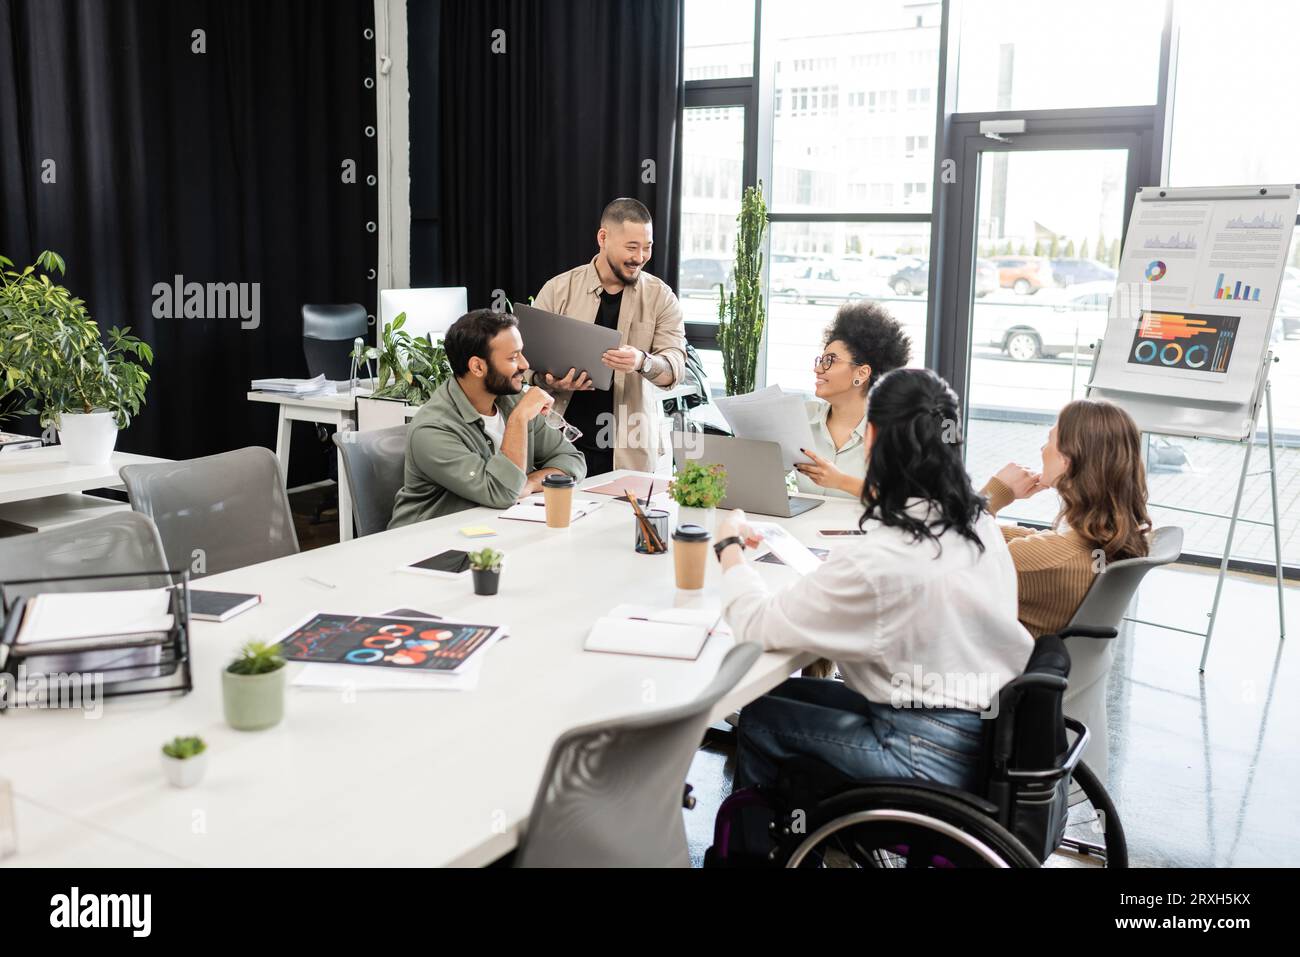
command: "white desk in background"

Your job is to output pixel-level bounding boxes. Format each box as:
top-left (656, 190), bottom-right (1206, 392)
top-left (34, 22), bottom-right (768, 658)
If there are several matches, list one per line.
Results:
top-left (249, 378), bottom-right (704, 543)
top-left (0, 471), bottom-right (845, 867)
top-left (0, 447), bottom-right (168, 533)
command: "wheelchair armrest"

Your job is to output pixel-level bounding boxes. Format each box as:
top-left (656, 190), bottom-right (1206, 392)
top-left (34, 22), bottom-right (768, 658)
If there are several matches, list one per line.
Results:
top-left (1060, 717), bottom-right (1090, 776)
top-left (1057, 625), bottom-right (1118, 641)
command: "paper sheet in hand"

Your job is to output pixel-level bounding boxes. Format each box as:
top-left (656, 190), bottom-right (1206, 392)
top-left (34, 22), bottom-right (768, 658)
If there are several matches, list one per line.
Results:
top-left (751, 522), bottom-right (823, 575)
top-left (585, 604), bottom-right (722, 660)
top-left (713, 388), bottom-right (815, 469)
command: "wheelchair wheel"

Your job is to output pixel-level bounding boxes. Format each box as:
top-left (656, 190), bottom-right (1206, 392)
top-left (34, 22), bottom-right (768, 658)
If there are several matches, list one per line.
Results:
top-left (1060, 760), bottom-right (1128, 867)
top-left (776, 785), bottom-right (1042, 868)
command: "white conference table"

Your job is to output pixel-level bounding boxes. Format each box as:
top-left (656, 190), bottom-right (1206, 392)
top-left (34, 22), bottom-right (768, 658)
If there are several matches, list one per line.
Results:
top-left (0, 447), bottom-right (168, 507)
top-left (0, 471), bottom-right (853, 867)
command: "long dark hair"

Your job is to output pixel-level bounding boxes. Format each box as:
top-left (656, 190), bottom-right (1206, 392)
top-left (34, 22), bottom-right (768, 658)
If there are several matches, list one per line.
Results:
top-left (859, 367), bottom-right (985, 554)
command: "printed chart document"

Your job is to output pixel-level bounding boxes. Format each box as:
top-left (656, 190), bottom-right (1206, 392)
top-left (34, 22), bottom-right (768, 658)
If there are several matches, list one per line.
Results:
top-left (713, 386), bottom-right (815, 469)
top-left (585, 604), bottom-right (724, 660)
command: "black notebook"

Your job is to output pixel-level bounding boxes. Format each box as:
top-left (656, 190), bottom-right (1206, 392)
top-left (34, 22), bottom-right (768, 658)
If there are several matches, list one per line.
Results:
top-left (189, 590), bottom-right (261, 622)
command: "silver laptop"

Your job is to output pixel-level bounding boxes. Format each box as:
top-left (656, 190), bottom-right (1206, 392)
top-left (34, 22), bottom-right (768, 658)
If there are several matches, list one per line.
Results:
top-left (512, 302), bottom-right (623, 391)
top-left (671, 433), bottom-right (824, 518)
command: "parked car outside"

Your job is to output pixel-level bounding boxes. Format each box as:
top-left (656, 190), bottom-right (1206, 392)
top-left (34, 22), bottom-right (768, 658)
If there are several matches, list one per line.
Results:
top-left (991, 256), bottom-right (1052, 295)
top-left (975, 281), bottom-right (1113, 360)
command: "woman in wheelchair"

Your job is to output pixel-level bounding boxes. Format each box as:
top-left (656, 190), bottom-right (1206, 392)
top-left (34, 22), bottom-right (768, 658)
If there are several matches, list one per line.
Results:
top-left (980, 399), bottom-right (1152, 638)
top-left (714, 368), bottom-right (1034, 795)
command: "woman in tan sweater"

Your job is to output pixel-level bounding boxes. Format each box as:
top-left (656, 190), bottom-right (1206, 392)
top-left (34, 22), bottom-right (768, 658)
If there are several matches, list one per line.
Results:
top-left (981, 399), bottom-right (1152, 638)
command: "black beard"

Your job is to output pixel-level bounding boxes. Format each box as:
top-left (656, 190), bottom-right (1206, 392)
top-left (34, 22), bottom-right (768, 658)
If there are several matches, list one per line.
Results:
top-left (606, 252), bottom-right (639, 285)
top-left (484, 367), bottom-right (521, 396)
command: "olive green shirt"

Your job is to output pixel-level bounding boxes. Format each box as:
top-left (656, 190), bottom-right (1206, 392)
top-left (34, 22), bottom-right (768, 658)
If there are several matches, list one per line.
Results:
top-left (388, 378), bottom-right (587, 528)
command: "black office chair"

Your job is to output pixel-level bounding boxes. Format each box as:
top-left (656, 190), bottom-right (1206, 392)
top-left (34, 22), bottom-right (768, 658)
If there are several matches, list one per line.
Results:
top-left (706, 625), bottom-right (1127, 868)
top-left (302, 304), bottom-right (369, 525)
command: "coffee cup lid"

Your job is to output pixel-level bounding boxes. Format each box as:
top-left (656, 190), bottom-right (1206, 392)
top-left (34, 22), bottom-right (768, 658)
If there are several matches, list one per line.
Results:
top-left (672, 523), bottom-right (710, 543)
top-left (542, 474), bottom-right (576, 488)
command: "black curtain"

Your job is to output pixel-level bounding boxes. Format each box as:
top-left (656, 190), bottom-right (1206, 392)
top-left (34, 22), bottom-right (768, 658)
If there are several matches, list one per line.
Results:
top-left (418, 0), bottom-right (684, 306)
top-left (0, 0), bottom-right (377, 484)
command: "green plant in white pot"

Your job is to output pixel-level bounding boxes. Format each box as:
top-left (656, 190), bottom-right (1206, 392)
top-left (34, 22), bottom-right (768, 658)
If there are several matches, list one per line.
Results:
top-left (0, 250), bottom-right (152, 464)
top-left (668, 462), bottom-right (728, 534)
top-left (222, 640), bottom-right (287, 731)
top-left (160, 735), bottom-right (208, 788)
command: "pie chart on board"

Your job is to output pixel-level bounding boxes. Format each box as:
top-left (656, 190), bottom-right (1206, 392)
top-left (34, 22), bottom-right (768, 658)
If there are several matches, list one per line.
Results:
top-left (1145, 260), bottom-right (1167, 281)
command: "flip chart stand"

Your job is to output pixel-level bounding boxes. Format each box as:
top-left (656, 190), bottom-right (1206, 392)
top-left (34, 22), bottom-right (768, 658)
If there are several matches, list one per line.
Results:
top-left (1124, 354), bottom-right (1285, 671)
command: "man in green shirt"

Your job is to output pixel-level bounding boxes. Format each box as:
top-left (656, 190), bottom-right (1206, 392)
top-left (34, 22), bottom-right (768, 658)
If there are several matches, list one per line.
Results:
top-left (388, 309), bottom-right (586, 528)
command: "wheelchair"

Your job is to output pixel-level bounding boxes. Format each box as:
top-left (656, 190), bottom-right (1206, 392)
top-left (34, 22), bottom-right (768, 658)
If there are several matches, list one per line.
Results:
top-left (705, 626), bottom-right (1127, 868)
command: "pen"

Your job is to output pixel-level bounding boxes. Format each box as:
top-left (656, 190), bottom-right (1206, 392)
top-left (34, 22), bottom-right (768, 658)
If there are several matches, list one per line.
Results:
top-left (302, 576), bottom-right (336, 590)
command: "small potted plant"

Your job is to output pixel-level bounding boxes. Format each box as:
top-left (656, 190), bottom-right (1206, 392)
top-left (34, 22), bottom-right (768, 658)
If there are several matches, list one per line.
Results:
top-left (222, 640), bottom-right (287, 731)
top-left (669, 462), bottom-right (728, 533)
top-left (0, 250), bottom-right (152, 464)
top-left (469, 547), bottom-right (504, 596)
top-left (160, 735), bottom-right (208, 789)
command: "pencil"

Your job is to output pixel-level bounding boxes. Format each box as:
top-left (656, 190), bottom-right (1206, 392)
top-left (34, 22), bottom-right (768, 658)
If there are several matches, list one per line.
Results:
top-left (626, 487), bottom-right (666, 553)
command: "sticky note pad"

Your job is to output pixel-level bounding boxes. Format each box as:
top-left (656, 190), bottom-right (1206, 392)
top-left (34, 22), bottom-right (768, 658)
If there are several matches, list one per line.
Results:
top-left (459, 525), bottom-right (498, 539)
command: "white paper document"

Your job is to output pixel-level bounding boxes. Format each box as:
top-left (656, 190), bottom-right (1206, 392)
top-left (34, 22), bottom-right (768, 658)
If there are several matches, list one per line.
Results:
top-left (16, 589), bottom-right (174, 648)
top-left (712, 387), bottom-right (815, 469)
top-left (750, 522), bottom-right (824, 575)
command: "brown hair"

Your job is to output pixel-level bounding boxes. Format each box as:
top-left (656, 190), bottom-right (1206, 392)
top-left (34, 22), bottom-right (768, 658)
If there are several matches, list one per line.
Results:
top-left (1053, 399), bottom-right (1152, 561)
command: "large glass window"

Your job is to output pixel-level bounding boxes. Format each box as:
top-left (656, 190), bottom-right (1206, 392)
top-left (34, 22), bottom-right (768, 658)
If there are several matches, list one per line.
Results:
top-left (767, 223), bottom-right (931, 396)
top-left (684, 0), bottom-right (755, 80)
top-left (956, 0), bottom-right (1165, 112)
top-left (769, 0), bottom-right (941, 214)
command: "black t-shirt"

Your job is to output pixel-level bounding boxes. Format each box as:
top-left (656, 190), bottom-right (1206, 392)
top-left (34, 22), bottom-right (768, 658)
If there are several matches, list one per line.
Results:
top-left (563, 289), bottom-right (622, 452)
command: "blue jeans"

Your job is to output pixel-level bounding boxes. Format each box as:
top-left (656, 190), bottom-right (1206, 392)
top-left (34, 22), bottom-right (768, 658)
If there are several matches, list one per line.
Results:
top-left (736, 678), bottom-right (987, 793)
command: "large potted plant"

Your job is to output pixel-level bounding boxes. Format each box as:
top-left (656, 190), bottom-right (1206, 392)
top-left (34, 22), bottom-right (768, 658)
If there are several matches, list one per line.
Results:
top-left (0, 250), bottom-right (152, 463)
top-left (352, 312), bottom-right (452, 406)
top-left (716, 183), bottom-right (768, 396)
top-left (222, 640), bottom-right (287, 731)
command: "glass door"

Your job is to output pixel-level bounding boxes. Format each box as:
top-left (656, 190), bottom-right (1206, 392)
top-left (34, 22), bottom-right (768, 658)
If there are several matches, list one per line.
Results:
top-left (952, 133), bottom-right (1142, 524)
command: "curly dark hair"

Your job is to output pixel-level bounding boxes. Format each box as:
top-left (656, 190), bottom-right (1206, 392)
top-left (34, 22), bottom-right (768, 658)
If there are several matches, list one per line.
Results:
top-left (858, 367), bottom-right (985, 556)
top-left (824, 301), bottom-right (912, 392)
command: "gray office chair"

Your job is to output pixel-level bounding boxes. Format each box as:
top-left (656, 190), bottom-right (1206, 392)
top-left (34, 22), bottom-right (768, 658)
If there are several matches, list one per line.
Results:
top-left (331, 425), bottom-right (407, 537)
top-left (303, 303), bottom-right (369, 381)
top-left (0, 511), bottom-right (174, 685)
top-left (516, 641), bottom-right (762, 868)
top-left (120, 447), bottom-right (299, 577)
top-left (1064, 525), bottom-right (1184, 783)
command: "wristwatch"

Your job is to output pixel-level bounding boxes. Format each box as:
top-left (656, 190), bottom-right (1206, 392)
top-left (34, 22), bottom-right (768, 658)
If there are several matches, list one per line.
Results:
top-left (713, 536), bottom-right (745, 560)
top-left (637, 350), bottom-right (653, 375)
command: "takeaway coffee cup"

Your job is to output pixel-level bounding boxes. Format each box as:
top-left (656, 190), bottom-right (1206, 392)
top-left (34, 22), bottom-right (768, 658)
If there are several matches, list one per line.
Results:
top-left (542, 473), bottom-right (576, 528)
top-left (672, 523), bottom-right (710, 590)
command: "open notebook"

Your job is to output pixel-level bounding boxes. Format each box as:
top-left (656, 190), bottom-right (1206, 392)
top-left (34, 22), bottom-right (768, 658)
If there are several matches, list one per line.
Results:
top-left (584, 604), bottom-right (725, 661)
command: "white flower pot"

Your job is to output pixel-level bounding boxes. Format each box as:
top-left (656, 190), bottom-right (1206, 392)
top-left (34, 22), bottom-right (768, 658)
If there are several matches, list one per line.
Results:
top-left (57, 411), bottom-right (119, 465)
top-left (161, 750), bottom-right (208, 789)
top-left (676, 505), bottom-right (716, 535)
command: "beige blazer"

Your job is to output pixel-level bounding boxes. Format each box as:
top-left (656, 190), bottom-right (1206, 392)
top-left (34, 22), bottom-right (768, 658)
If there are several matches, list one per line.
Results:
top-left (533, 257), bottom-right (687, 472)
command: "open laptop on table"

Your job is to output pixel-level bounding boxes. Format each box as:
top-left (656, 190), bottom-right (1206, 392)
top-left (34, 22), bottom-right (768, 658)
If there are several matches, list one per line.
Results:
top-left (671, 433), bottom-right (823, 518)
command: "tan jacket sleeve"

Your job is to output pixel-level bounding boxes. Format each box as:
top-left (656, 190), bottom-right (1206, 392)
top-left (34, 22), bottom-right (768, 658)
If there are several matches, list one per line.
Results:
top-left (647, 286), bottom-right (686, 388)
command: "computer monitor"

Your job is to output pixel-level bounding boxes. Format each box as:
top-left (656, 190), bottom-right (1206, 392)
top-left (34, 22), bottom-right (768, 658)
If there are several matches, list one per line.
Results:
top-left (377, 287), bottom-right (468, 345)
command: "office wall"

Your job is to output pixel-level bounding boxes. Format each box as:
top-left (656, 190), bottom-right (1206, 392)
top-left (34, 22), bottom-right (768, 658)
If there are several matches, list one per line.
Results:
top-left (409, 0), bottom-right (684, 305)
top-left (0, 0), bottom-right (378, 481)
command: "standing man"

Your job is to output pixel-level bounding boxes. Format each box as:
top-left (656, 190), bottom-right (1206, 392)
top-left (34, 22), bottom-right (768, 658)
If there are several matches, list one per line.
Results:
top-left (533, 197), bottom-right (687, 476)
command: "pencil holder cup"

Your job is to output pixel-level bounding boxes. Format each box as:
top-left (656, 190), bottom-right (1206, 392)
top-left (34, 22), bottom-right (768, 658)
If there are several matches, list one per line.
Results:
top-left (634, 509), bottom-right (670, 554)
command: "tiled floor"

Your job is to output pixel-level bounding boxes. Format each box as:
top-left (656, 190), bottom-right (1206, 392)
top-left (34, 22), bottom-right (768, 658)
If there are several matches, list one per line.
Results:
top-left (682, 563), bottom-right (1298, 867)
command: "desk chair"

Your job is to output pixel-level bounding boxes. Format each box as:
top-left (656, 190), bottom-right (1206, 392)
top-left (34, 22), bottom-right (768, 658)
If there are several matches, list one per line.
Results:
top-left (302, 303), bottom-right (369, 525)
top-left (120, 447), bottom-right (299, 577)
top-left (331, 425), bottom-right (407, 537)
top-left (1063, 525), bottom-right (1184, 783)
top-left (517, 642), bottom-right (762, 868)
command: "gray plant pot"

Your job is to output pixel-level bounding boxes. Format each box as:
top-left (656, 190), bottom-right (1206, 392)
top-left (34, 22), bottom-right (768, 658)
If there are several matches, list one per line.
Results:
top-left (222, 666), bottom-right (286, 731)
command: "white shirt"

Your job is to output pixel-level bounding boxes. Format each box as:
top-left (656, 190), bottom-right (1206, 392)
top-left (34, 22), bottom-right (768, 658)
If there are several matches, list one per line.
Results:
top-left (481, 409), bottom-right (506, 451)
top-left (721, 502), bottom-right (1033, 711)
top-left (794, 399), bottom-right (866, 499)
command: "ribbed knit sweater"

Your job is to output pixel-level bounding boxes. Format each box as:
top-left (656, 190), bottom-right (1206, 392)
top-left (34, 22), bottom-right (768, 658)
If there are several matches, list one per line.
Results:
top-left (981, 477), bottom-right (1097, 639)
